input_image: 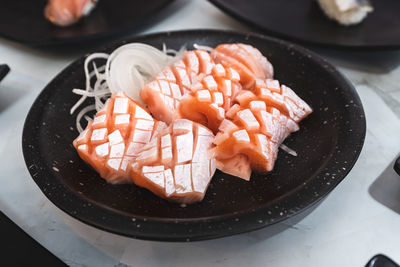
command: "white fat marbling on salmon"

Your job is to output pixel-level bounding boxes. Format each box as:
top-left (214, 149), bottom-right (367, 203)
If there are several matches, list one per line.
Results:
top-left (164, 169), bottom-right (175, 196)
top-left (93, 114), bottom-right (107, 127)
top-left (135, 106), bottom-right (153, 120)
top-left (213, 92), bottom-right (224, 106)
top-left (135, 119), bottom-right (154, 131)
top-left (132, 129), bottom-right (152, 144)
top-left (174, 164), bottom-right (192, 193)
top-left (233, 129), bottom-right (250, 143)
top-left (91, 128), bottom-right (107, 142)
top-left (197, 90), bottom-right (212, 102)
top-left (192, 161), bottom-right (210, 193)
top-left (161, 134), bottom-right (171, 148)
top-left (113, 98), bottom-right (128, 114)
top-left (249, 101), bottom-right (266, 111)
top-left (144, 172), bottom-right (164, 188)
top-left (115, 114), bottom-right (130, 125)
top-left (175, 132), bottom-right (194, 163)
top-left (108, 130), bottom-right (123, 145)
top-left (95, 142), bottom-right (109, 157)
top-left (78, 144), bottom-right (88, 151)
top-left (143, 165), bottom-right (164, 173)
top-left (110, 143), bottom-right (125, 158)
top-left (203, 75), bottom-right (218, 91)
top-left (107, 158), bottom-right (122, 171)
top-left (237, 109), bottom-right (260, 131)
top-left (126, 142), bottom-right (144, 156)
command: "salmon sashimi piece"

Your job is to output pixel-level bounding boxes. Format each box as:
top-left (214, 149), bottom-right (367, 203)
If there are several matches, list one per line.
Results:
top-left (140, 50), bottom-right (215, 124)
top-left (45, 0), bottom-right (97, 26)
top-left (213, 78), bottom-right (312, 180)
top-left (211, 43), bottom-right (274, 90)
top-left (235, 79), bottom-right (313, 123)
top-left (216, 154), bottom-right (252, 181)
top-left (130, 119), bottom-right (216, 204)
top-left (73, 92), bottom-right (164, 184)
top-left (213, 108), bottom-right (296, 179)
top-left (178, 64), bottom-right (242, 133)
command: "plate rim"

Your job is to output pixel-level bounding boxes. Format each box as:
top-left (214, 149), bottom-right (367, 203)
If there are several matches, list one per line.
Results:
top-left (0, 0), bottom-right (175, 46)
top-left (209, 0), bottom-right (400, 51)
top-left (22, 29), bottom-right (366, 241)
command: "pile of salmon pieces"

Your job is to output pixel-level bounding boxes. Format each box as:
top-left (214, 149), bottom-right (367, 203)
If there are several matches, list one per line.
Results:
top-left (73, 43), bottom-right (312, 203)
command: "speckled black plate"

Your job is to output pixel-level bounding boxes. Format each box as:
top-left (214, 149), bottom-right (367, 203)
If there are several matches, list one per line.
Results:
top-left (0, 0), bottom-right (173, 46)
top-left (209, 0), bottom-right (400, 50)
top-left (22, 30), bottom-right (366, 241)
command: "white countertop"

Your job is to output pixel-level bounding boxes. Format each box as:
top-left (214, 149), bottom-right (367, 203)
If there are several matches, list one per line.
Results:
top-left (1, 1), bottom-right (400, 266)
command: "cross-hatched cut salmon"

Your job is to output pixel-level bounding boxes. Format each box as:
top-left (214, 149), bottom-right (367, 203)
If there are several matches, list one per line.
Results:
top-left (211, 43), bottom-right (274, 90)
top-left (235, 78), bottom-right (313, 122)
top-left (213, 79), bottom-right (311, 180)
top-left (140, 50), bottom-right (215, 124)
top-left (73, 92), bottom-right (166, 184)
top-left (178, 64), bottom-right (242, 133)
top-left (130, 119), bottom-right (216, 204)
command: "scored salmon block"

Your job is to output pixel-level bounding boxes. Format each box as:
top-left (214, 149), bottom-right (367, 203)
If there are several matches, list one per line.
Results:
top-left (73, 92), bottom-right (166, 184)
top-left (235, 79), bottom-right (313, 123)
top-left (178, 64), bottom-right (242, 133)
top-left (130, 119), bottom-right (216, 204)
top-left (213, 105), bottom-right (300, 180)
top-left (211, 43), bottom-right (274, 90)
top-left (213, 79), bottom-right (311, 180)
top-left (140, 50), bottom-right (215, 124)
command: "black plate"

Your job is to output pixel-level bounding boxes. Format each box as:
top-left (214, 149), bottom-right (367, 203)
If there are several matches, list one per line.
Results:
top-left (22, 30), bottom-right (366, 241)
top-left (0, 0), bottom-right (173, 46)
top-left (209, 0), bottom-right (400, 50)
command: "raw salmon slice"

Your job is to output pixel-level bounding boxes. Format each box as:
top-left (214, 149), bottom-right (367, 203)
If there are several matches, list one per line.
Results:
top-left (178, 64), bottom-right (242, 133)
top-left (130, 119), bottom-right (216, 204)
top-left (140, 50), bottom-right (215, 124)
top-left (211, 43), bottom-right (274, 90)
top-left (45, 0), bottom-right (96, 26)
top-left (213, 79), bottom-right (311, 180)
top-left (73, 92), bottom-right (164, 184)
top-left (235, 79), bottom-right (313, 123)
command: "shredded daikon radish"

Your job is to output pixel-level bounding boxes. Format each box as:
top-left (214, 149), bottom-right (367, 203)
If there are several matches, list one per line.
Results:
top-left (193, 43), bottom-right (213, 52)
top-left (71, 43), bottom-right (186, 133)
top-left (280, 144), bottom-right (298, 157)
top-left (106, 43), bottom-right (184, 103)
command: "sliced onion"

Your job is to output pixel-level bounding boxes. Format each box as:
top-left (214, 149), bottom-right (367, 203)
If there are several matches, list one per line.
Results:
top-left (70, 42), bottom-right (187, 133)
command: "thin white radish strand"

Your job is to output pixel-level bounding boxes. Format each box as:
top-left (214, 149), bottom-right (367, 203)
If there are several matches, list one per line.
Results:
top-left (76, 104), bottom-right (96, 133)
top-left (105, 43), bottom-right (182, 103)
top-left (193, 43), bottom-right (213, 52)
top-left (70, 53), bottom-right (109, 115)
top-left (280, 143), bottom-right (298, 157)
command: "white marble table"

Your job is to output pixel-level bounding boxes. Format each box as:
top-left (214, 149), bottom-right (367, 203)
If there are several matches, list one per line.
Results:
top-left (1, 1), bottom-right (400, 266)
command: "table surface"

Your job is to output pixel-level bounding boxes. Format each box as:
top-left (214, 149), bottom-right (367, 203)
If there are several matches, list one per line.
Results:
top-left (1, 1), bottom-right (400, 266)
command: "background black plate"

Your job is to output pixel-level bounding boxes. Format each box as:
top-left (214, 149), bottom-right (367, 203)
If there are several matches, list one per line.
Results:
top-left (209, 0), bottom-right (400, 50)
top-left (0, 0), bottom-right (173, 46)
top-left (22, 30), bottom-right (366, 241)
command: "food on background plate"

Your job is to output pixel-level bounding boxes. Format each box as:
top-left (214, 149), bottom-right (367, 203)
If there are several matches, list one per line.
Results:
top-left (45, 0), bottom-right (98, 26)
top-left (71, 42), bottom-right (312, 203)
top-left (317, 0), bottom-right (373, 26)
